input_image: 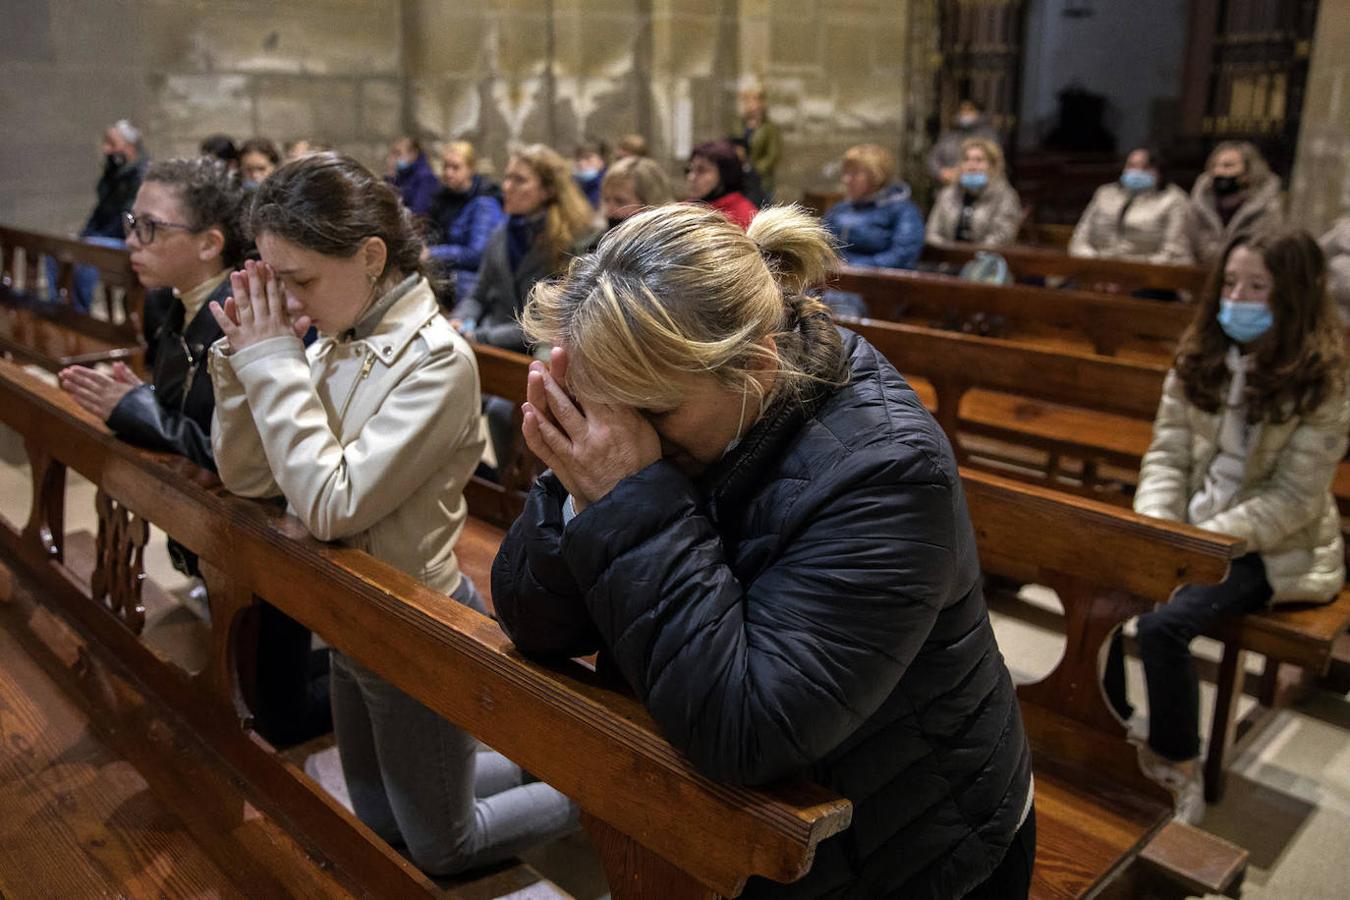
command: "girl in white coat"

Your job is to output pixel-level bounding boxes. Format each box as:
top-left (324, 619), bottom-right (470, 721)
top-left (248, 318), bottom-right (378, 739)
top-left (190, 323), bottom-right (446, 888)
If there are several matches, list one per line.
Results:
top-left (207, 153), bottom-right (575, 875)
top-left (1109, 228), bottom-right (1348, 823)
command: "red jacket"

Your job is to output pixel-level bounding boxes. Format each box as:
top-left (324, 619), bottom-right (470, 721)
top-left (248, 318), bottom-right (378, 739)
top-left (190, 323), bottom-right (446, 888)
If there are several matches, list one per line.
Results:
top-left (708, 191), bottom-right (758, 229)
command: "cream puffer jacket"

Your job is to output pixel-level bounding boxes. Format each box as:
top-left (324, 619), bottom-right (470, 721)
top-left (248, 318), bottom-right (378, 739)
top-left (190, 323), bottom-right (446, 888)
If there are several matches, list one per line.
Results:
top-left (1134, 369), bottom-right (1349, 604)
top-left (208, 277), bottom-right (485, 595)
top-left (1069, 182), bottom-right (1193, 265)
top-left (925, 178), bottom-right (1023, 248)
top-left (1184, 172), bottom-right (1284, 266)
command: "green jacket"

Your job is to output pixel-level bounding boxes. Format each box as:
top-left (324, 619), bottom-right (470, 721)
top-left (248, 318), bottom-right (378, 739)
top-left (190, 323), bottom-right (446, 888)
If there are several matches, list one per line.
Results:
top-left (746, 119), bottom-right (782, 193)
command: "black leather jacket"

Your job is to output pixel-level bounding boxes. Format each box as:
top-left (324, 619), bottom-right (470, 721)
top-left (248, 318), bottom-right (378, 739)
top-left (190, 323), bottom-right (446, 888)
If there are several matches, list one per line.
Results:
top-left (493, 325), bottom-right (1032, 898)
top-left (107, 279), bottom-right (227, 471)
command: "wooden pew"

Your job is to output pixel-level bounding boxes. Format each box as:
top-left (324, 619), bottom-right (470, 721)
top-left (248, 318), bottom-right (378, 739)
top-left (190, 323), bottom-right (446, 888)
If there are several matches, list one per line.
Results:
top-left (831, 264), bottom-right (1191, 360)
top-left (0, 357), bottom-right (852, 899)
top-left (922, 240), bottom-right (1210, 298)
top-left (847, 315), bottom-right (1350, 804)
top-left (0, 225), bottom-right (147, 373)
top-left (469, 344), bottom-right (1248, 899)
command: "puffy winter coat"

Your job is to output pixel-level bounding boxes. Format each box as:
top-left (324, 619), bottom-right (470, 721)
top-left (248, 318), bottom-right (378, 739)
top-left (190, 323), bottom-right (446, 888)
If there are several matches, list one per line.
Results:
top-left (925, 179), bottom-right (1023, 248)
top-left (1135, 369), bottom-right (1349, 603)
top-left (1069, 182), bottom-right (1193, 265)
top-left (389, 154), bottom-right (441, 217)
top-left (823, 184), bottom-right (926, 270)
top-left (493, 325), bottom-right (1033, 898)
top-left (426, 176), bottom-right (506, 303)
top-left (1184, 172), bottom-right (1284, 266)
top-left (1319, 218), bottom-right (1350, 322)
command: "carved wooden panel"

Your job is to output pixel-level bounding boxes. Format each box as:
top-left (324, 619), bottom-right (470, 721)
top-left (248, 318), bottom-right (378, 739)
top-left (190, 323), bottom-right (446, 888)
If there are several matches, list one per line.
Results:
top-left (935, 0), bottom-right (1026, 144)
top-left (22, 441), bottom-right (65, 562)
top-left (90, 488), bottom-right (149, 635)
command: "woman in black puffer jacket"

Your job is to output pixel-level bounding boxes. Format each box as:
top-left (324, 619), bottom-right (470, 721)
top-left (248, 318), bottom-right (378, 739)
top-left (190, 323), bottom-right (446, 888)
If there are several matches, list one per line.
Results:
top-left (491, 205), bottom-right (1034, 899)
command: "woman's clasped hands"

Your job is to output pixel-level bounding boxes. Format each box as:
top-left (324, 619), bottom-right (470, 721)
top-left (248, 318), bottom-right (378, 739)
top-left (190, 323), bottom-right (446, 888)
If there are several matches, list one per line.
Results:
top-left (521, 347), bottom-right (661, 513)
top-left (209, 259), bottom-right (312, 353)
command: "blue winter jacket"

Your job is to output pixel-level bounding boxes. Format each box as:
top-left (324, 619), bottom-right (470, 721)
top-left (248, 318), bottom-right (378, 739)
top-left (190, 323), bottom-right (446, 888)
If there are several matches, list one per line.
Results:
top-left (389, 154), bottom-right (441, 217)
top-left (426, 176), bottom-right (506, 303)
top-left (823, 183), bottom-right (926, 270)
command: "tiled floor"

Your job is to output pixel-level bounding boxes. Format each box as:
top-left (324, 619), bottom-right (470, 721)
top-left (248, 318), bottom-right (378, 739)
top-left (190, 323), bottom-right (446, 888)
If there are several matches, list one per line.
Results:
top-left (2, 416), bottom-right (1347, 899)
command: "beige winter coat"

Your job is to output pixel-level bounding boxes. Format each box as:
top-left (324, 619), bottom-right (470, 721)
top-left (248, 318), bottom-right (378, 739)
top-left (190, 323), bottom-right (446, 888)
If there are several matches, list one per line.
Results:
top-left (1134, 369), bottom-right (1349, 604)
top-left (1184, 172), bottom-right (1284, 266)
top-left (925, 179), bottom-right (1023, 247)
top-left (1069, 182), bottom-right (1193, 265)
top-left (1319, 218), bottom-right (1350, 322)
top-left (209, 277), bottom-right (485, 595)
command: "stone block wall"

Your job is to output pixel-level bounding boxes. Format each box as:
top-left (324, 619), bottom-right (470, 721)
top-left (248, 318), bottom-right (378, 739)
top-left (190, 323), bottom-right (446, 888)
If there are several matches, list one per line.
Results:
top-left (1288, 0), bottom-right (1350, 238)
top-left (1, 0), bottom-right (934, 233)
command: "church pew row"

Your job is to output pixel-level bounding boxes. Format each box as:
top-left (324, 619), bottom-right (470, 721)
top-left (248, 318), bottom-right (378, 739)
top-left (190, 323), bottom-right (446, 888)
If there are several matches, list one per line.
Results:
top-left (0, 225), bottom-right (147, 373)
top-left (921, 240), bottom-right (1211, 298)
top-left (830, 264), bottom-right (1191, 361)
top-left (844, 316), bottom-right (1350, 802)
top-left (467, 344), bottom-right (1247, 899)
top-left (0, 357), bottom-right (852, 899)
top-left (0, 348), bottom-right (1247, 898)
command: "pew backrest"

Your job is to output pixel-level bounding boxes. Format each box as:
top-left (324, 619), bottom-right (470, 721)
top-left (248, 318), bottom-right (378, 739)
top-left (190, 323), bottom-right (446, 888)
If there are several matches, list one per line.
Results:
top-left (922, 241), bottom-right (1210, 297)
top-left (0, 356), bottom-right (853, 898)
top-left (832, 265), bottom-right (1193, 357)
top-left (0, 224), bottom-right (145, 331)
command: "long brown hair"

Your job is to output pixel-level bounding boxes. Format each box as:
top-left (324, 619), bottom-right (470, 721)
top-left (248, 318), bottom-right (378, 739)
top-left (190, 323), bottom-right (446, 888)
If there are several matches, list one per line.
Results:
top-left (1175, 228), bottom-right (1346, 424)
top-left (509, 144), bottom-right (596, 269)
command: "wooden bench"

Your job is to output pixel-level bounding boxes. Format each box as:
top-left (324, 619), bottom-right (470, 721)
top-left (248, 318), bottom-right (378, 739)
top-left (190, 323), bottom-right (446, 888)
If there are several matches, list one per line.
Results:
top-left (922, 240), bottom-right (1210, 298)
top-left (831, 264), bottom-right (1191, 360)
top-left (0, 357), bottom-right (853, 899)
top-left (0, 224), bottom-right (146, 374)
top-left (847, 315), bottom-right (1350, 804)
top-left (468, 344), bottom-right (1248, 898)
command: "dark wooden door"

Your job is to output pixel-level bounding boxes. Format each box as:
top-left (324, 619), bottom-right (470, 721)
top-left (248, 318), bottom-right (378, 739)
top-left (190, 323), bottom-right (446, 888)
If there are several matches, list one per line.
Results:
top-left (934, 0), bottom-right (1028, 149)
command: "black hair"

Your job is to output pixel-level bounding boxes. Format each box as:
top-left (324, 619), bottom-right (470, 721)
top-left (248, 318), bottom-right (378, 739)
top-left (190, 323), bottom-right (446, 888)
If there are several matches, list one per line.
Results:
top-left (239, 137), bottom-right (281, 165)
top-left (199, 134), bottom-right (239, 164)
top-left (689, 140), bottom-right (745, 198)
top-left (144, 157), bottom-right (250, 267)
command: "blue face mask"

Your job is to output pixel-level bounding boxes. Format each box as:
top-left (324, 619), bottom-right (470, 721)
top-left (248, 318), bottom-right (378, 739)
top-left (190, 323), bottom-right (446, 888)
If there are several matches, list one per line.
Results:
top-left (1120, 169), bottom-right (1156, 193)
top-left (1218, 298), bottom-right (1274, 344)
top-left (395, 158), bottom-right (413, 173)
top-left (959, 171), bottom-right (988, 193)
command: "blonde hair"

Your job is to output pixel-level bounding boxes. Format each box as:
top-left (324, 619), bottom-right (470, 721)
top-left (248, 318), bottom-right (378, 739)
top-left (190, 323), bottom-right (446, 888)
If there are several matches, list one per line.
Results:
top-left (842, 144), bottom-right (897, 191)
top-left (1206, 140), bottom-right (1274, 190)
top-left (617, 133), bottom-right (649, 157)
top-left (444, 139), bottom-right (477, 170)
top-left (522, 204), bottom-right (843, 411)
top-left (601, 157), bottom-right (674, 207)
top-left (510, 143), bottom-right (596, 267)
top-left (961, 137), bottom-right (1006, 181)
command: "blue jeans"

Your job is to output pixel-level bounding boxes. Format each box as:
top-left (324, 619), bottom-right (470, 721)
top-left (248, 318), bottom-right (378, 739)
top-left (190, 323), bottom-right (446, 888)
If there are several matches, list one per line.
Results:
top-left (47, 234), bottom-right (126, 313)
top-left (1104, 553), bottom-right (1272, 761)
top-left (330, 575), bottom-right (578, 875)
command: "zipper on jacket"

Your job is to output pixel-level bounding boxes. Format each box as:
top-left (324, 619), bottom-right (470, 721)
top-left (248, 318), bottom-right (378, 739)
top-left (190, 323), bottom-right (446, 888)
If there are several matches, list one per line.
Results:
top-left (337, 349), bottom-right (378, 421)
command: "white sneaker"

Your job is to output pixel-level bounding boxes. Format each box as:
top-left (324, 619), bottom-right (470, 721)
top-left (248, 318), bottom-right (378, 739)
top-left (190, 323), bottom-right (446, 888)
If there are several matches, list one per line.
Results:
top-left (182, 579), bottom-right (211, 623)
top-left (1137, 745), bottom-right (1205, 825)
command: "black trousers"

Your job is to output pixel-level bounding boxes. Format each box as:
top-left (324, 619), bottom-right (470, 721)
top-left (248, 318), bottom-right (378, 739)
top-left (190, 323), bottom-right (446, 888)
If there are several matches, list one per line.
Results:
top-left (964, 808), bottom-right (1036, 899)
top-left (1104, 553), bottom-right (1272, 761)
top-left (254, 602), bottom-right (333, 748)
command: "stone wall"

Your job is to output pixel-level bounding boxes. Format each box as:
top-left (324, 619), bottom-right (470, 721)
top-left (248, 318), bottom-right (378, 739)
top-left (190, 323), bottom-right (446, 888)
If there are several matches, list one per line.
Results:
top-left (1288, 0), bottom-right (1350, 237)
top-left (0, 0), bottom-right (933, 234)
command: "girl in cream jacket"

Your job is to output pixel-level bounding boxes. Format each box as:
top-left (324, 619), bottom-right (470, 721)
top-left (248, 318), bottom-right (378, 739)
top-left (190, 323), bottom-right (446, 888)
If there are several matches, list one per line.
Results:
top-left (208, 153), bottom-right (576, 876)
top-left (1111, 228), bottom-right (1347, 825)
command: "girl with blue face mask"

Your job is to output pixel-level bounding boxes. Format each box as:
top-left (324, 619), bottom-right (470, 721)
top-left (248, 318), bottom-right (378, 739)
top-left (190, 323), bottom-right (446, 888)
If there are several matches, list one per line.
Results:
top-left (1110, 229), bottom-right (1349, 825)
top-left (925, 137), bottom-right (1023, 248)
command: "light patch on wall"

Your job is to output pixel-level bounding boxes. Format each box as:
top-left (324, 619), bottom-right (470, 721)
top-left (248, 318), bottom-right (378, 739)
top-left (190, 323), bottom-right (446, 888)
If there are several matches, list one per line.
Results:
top-left (492, 79), bottom-right (546, 142)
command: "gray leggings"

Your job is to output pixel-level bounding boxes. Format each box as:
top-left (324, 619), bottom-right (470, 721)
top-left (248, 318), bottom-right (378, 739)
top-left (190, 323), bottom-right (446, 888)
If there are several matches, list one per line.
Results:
top-left (330, 575), bottom-right (578, 876)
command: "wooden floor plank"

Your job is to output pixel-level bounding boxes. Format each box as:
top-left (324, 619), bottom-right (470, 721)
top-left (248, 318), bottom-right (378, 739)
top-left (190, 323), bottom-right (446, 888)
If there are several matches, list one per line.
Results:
top-left (0, 622), bottom-right (243, 900)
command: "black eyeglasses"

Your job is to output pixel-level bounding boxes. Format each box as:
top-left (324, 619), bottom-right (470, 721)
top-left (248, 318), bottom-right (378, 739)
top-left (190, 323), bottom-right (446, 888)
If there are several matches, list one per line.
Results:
top-left (122, 211), bottom-right (196, 244)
